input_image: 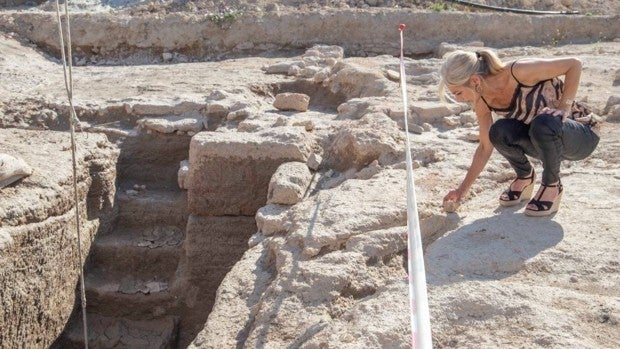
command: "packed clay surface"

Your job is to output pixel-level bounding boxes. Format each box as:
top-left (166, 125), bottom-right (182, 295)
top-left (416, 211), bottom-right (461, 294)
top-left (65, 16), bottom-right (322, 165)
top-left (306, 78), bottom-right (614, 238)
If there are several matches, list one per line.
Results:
top-left (1, 1), bottom-right (619, 349)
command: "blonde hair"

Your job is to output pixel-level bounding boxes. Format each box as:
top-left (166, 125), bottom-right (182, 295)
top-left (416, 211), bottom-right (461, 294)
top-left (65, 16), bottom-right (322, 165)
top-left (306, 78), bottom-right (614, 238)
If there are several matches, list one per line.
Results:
top-left (438, 48), bottom-right (506, 102)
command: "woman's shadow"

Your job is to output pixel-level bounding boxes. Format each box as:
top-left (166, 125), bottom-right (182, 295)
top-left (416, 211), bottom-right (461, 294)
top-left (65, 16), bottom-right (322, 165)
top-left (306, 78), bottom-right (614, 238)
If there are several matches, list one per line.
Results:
top-left (425, 207), bottom-right (564, 286)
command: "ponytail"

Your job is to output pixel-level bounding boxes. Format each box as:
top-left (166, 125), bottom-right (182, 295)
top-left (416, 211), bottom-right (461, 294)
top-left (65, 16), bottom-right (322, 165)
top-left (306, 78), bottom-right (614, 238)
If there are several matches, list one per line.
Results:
top-left (438, 48), bottom-right (506, 102)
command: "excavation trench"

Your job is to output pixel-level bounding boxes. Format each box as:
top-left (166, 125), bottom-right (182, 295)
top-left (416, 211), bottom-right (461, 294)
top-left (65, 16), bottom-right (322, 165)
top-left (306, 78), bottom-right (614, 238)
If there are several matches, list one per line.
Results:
top-left (47, 74), bottom-right (341, 348)
top-left (46, 115), bottom-right (276, 348)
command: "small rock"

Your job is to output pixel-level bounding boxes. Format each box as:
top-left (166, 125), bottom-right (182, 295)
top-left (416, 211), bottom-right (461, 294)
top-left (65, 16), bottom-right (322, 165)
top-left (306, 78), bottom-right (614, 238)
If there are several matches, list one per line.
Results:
top-left (0, 154), bottom-right (33, 188)
top-left (307, 153), bottom-right (322, 170)
top-left (443, 116), bottom-right (461, 127)
top-left (292, 120), bottom-right (315, 131)
top-left (355, 160), bottom-right (381, 180)
top-left (288, 65), bottom-right (302, 76)
top-left (410, 124), bottom-right (425, 134)
top-left (267, 162), bottom-right (313, 205)
top-left (443, 200), bottom-right (460, 213)
top-left (465, 131), bottom-right (479, 142)
top-left (178, 160), bottom-right (189, 190)
top-left (608, 105), bottom-right (620, 122)
top-left (273, 93), bottom-right (310, 112)
top-left (385, 69), bottom-right (400, 81)
top-left (273, 117), bottom-right (288, 127)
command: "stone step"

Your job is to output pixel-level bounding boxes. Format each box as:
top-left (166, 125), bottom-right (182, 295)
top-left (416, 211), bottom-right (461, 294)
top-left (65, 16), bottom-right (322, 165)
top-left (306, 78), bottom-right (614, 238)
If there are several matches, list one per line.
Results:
top-left (117, 132), bottom-right (191, 188)
top-left (115, 189), bottom-right (188, 227)
top-left (61, 313), bottom-right (178, 349)
top-left (87, 225), bottom-right (184, 280)
top-left (84, 271), bottom-right (180, 319)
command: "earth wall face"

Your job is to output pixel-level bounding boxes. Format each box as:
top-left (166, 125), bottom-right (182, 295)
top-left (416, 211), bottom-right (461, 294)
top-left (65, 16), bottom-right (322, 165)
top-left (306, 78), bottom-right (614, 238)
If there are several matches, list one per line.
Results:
top-left (0, 129), bottom-right (118, 349)
top-left (0, 10), bottom-right (617, 62)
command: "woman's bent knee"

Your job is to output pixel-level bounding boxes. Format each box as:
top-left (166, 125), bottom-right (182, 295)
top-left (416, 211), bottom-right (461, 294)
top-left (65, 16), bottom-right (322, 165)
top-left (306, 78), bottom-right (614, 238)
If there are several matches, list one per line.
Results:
top-left (529, 114), bottom-right (562, 140)
top-left (489, 119), bottom-right (514, 146)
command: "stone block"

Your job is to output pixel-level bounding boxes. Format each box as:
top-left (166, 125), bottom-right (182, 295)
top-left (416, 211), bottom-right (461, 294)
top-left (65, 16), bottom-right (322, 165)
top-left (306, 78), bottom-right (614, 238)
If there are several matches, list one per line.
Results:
top-left (410, 101), bottom-right (464, 124)
top-left (182, 215), bottom-right (257, 271)
top-left (187, 128), bottom-right (312, 216)
top-left (267, 162), bottom-right (312, 205)
top-left (273, 93), bottom-right (310, 112)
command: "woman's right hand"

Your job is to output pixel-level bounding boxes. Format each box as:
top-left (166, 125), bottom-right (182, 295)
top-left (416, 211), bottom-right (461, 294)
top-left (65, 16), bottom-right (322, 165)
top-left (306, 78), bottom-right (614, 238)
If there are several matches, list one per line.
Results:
top-left (443, 189), bottom-right (462, 204)
top-left (443, 189), bottom-right (463, 213)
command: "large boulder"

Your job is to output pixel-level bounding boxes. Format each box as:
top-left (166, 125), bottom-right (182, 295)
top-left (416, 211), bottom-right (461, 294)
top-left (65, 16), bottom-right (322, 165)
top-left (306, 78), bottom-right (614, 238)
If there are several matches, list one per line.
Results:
top-left (326, 112), bottom-right (404, 171)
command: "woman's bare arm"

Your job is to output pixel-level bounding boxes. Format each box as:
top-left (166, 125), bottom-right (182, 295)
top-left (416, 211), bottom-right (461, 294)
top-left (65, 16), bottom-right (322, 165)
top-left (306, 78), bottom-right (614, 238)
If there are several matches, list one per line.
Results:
top-left (443, 104), bottom-right (494, 204)
top-left (511, 57), bottom-right (582, 111)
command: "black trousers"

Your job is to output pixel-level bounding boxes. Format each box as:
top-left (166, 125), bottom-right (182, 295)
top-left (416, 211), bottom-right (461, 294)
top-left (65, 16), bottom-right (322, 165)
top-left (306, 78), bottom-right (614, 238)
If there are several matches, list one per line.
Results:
top-left (489, 114), bottom-right (600, 185)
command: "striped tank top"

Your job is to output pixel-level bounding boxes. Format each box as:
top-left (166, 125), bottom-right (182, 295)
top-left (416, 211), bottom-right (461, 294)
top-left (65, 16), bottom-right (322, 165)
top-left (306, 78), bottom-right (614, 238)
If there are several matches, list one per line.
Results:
top-left (481, 61), bottom-right (564, 124)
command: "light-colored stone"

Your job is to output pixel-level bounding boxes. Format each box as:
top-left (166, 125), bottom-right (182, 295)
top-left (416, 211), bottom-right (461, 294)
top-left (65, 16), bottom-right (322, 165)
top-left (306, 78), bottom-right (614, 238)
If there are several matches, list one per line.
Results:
top-left (273, 93), bottom-right (310, 112)
top-left (443, 115), bottom-right (461, 127)
top-left (307, 153), bottom-right (322, 170)
top-left (337, 98), bottom-right (371, 119)
top-left (411, 101), bottom-right (464, 124)
top-left (327, 61), bottom-right (390, 98)
top-left (304, 45), bottom-right (344, 60)
top-left (603, 95), bottom-right (620, 115)
top-left (0, 228), bottom-right (13, 250)
top-left (263, 60), bottom-right (304, 74)
top-left (443, 200), bottom-right (460, 213)
top-left (187, 128), bottom-right (313, 215)
top-left (137, 114), bottom-right (204, 134)
top-left (465, 131), bottom-right (480, 142)
top-left (255, 204), bottom-right (291, 236)
top-left (178, 159), bottom-right (189, 190)
top-left (355, 159), bottom-right (381, 180)
top-left (0, 153), bottom-right (33, 188)
top-left (460, 110), bottom-right (478, 124)
top-left (327, 113), bottom-right (403, 170)
top-left (608, 104), bottom-right (620, 122)
top-left (267, 161), bottom-right (312, 205)
top-left (292, 120), bottom-right (314, 131)
top-left (409, 123), bottom-right (425, 134)
top-left (436, 42), bottom-right (458, 57)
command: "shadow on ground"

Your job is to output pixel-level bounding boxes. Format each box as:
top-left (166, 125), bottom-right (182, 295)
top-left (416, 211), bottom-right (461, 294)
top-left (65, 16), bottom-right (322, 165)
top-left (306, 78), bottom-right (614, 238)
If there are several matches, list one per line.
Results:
top-left (425, 206), bottom-right (564, 286)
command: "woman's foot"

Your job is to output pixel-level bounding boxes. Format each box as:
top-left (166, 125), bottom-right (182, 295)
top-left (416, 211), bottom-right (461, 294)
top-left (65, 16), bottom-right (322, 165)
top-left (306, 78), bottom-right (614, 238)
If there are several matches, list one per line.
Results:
top-left (499, 169), bottom-right (535, 206)
top-left (524, 181), bottom-right (563, 216)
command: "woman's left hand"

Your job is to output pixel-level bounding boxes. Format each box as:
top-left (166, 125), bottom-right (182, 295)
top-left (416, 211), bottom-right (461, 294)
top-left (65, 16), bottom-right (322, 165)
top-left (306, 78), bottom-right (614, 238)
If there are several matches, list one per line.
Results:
top-left (541, 106), bottom-right (570, 123)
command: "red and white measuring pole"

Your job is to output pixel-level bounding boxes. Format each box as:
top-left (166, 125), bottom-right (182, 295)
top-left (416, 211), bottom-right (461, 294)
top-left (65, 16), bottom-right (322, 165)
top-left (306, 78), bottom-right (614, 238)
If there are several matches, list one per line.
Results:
top-left (398, 23), bottom-right (432, 349)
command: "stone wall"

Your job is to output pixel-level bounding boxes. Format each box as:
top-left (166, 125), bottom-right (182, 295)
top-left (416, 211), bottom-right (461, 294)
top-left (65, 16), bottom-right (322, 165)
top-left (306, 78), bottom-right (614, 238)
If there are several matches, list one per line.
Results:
top-left (0, 10), bottom-right (617, 63)
top-left (174, 127), bottom-right (313, 346)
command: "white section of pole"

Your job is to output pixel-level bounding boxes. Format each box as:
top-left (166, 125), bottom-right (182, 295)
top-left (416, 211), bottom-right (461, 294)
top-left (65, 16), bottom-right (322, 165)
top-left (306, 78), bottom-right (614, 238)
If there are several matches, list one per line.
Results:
top-left (398, 24), bottom-right (432, 349)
